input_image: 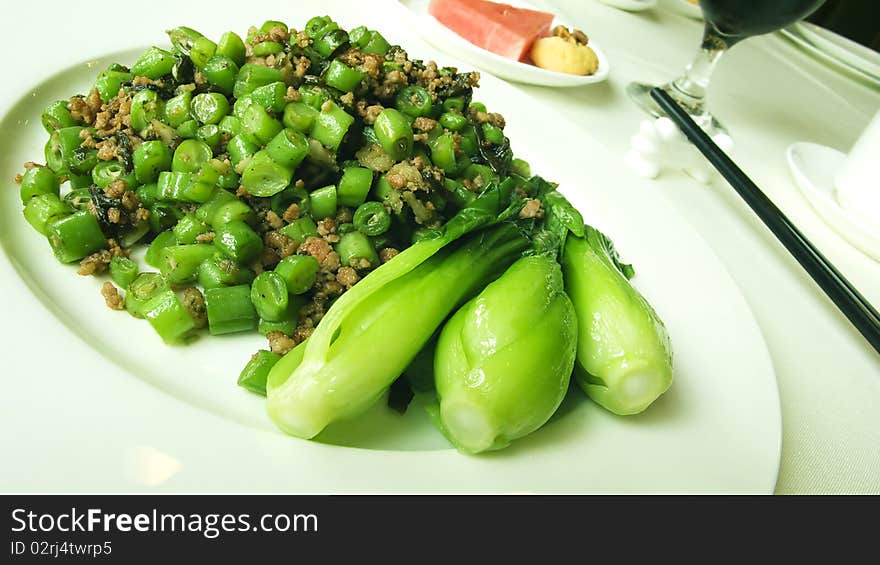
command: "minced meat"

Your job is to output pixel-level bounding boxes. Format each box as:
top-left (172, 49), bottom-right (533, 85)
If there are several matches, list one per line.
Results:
top-left (101, 282), bottom-right (124, 310)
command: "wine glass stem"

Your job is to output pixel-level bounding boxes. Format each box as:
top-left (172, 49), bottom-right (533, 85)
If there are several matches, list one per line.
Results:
top-left (668, 46), bottom-right (725, 110)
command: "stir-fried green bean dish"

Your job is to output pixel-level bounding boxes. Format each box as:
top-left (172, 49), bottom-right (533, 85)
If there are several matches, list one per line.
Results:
top-left (16, 17), bottom-right (674, 453)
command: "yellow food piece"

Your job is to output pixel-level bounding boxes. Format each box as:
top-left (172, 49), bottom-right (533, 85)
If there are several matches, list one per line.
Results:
top-left (530, 36), bottom-right (599, 76)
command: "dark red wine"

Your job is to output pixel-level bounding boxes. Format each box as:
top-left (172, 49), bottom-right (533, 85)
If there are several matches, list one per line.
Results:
top-left (700, 0), bottom-right (826, 45)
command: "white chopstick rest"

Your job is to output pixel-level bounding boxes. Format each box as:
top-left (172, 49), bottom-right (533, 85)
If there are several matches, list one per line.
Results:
top-left (626, 117), bottom-right (734, 183)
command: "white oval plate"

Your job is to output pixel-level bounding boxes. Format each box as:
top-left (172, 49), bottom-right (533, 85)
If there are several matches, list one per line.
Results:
top-left (661, 0), bottom-right (702, 20)
top-left (597, 0), bottom-right (658, 12)
top-left (780, 23), bottom-right (880, 88)
top-left (398, 0), bottom-right (610, 87)
top-left (787, 142), bottom-right (880, 262)
top-left (0, 0), bottom-right (780, 493)
top-left (795, 22), bottom-right (880, 78)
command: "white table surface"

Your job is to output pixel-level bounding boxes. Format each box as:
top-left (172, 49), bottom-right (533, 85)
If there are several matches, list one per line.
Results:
top-left (0, 0), bottom-right (877, 494)
top-left (531, 0), bottom-right (879, 493)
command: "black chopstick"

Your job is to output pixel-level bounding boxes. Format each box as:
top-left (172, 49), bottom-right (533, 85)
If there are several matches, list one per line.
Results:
top-left (650, 87), bottom-right (880, 355)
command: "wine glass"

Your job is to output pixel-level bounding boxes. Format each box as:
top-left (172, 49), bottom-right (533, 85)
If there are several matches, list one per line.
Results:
top-left (628, 0), bottom-right (827, 135)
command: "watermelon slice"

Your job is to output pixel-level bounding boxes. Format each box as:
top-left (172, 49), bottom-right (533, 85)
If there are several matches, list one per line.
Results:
top-left (429, 0), bottom-right (555, 62)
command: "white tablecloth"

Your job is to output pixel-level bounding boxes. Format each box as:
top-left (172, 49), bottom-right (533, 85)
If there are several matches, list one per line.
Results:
top-left (533, 0), bottom-right (880, 493)
top-left (1, 0), bottom-right (877, 494)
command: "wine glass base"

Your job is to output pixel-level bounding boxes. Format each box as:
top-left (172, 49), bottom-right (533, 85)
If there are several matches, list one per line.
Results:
top-left (627, 81), bottom-right (729, 137)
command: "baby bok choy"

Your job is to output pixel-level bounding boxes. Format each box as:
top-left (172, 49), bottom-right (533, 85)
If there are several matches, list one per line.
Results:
top-left (562, 226), bottom-right (673, 415)
top-left (433, 255), bottom-right (577, 454)
top-left (266, 222), bottom-right (529, 439)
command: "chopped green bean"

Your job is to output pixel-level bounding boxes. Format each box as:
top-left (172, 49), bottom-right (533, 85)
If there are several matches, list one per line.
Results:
top-left (353, 201), bottom-right (391, 236)
top-left (395, 86), bottom-right (432, 118)
top-left (250, 271), bottom-right (289, 321)
top-left (205, 284), bottom-right (258, 335)
top-left (19, 166), bottom-right (59, 203)
top-left (216, 31), bottom-right (246, 66)
top-left (110, 256), bottom-right (140, 288)
top-left (241, 150), bottom-right (292, 197)
top-left (172, 139), bottom-right (213, 173)
top-left (159, 244), bottom-right (217, 285)
top-left (277, 216), bottom-right (317, 246)
top-left (241, 104), bottom-right (283, 145)
top-left (214, 220), bottom-right (262, 263)
top-left (191, 93), bottom-right (230, 125)
top-left (125, 272), bottom-right (168, 318)
top-left (130, 89), bottom-right (165, 133)
top-left (172, 213), bottom-right (209, 244)
top-left (92, 160), bottom-right (136, 189)
top-left (145, 230), bottom-right (178, 267)
top-left (282, 102), bottom-right (318, 133)
top-left (249, 81), bottom-right (287, 113)
top-left (133, 140), bottom-right (172, 184)
top-left (335, 231), bottom-right (379, 268)
top-left (131, 46), bottom-right (176, 79)
top-left (202, 56), bottom-right (239, 96)
top-left (337, 166), bottom-right (373, 207)
top-left (190, 36), bottom-right (217, 69)
top-left (233, 63), bottom-right (283, 99)
top-left (265, 129), bottom-right (309, 169)
top-left (238, 350), bottom-right (282, 395)
top-left (198, 257), bottom-right (255, 289)
top-left (324, 60), bottom-right (365, 93)
top-left (41, 100), bottom-right (77, 133)
top-left (309, 185), bottom-right (337, 219)
top-left (46, 211), bottom-right (106, 263)
top-left (374, 108), bottom-right (413, 161)
top-left (310, 101), bottom-right (354, 151)
top-left (274, 254), bottom-right (318, 294)
top-left (23, 194), bottom-right (70, 235)
top-left (211, 200), bottom-right (256, 227)
top-left (143, 289), bottom-right (196, 343)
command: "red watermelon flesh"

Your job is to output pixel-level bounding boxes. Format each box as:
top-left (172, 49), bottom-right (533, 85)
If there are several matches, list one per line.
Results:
top-left (429, 0), bottom-right (555, 61)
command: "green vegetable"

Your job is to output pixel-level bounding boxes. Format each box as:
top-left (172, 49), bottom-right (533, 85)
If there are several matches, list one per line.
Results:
top-left (214, 220), bottom-right (262, 263)
top-left (198, 257), bottom-right (255, 289)
top-left (125, 272), bottom-right (168, 318)
top-left (335, 231), bottom-right (378, 268)
top-left (310, 101), bottom-right (354, 151)
top-left (274, 255), bottom-right (319, 295)
top-left (562, 227), bottom-right (673, 415)
top-left (205, 284), bottom-right (258, 335)
top-left (133, 140), bottom-right (172, 184)
top-left (266, 221), bottom-right (528, 439)
top-left (202, 56), bottom-right (239, 96)
top-left (238, 350), bottom-right (282, 395)
top-left (19, 166), bottom-right (59, 203)
top-left (241, 150), bottom-right (292, 197)
top-left (216, 31), bottom-right (246, 66)
top-left (374, 108), bottom-right (413, 161)
top-left (191, 93), bottom-right (230, 124)
top-left (41, 100), bottom-right (77, 133)
top-left (337, 166), bottom-right (373, 207)
top-left (92, 160), bottom-right (136, 190)
top-left (353, 201), bottom-right (390, 236)
top-left (158, 244), bottom-right (216, 285)
top-left (433, 256), bottom-right (577, 453)
top-left (324, 60), bottom-right (365, 93)
top-left (131, 46), bottom-right (175, 79)
top-left (130, 89), bottom-right (165, 133)
top-left (23, 194), bottom-right (70, 235)
top-left (145, 230), bottom-right (178, 268)
top-left (110, 256), bottom-right (140, 288)
top-left (308, 185), bottom-right (336, 219)
top-left (250, 271), bottom-right (289, 321)
top-left (46, 211), bottom-right (106, 263)
top-left (143, 289), bottom-right (196, 343)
